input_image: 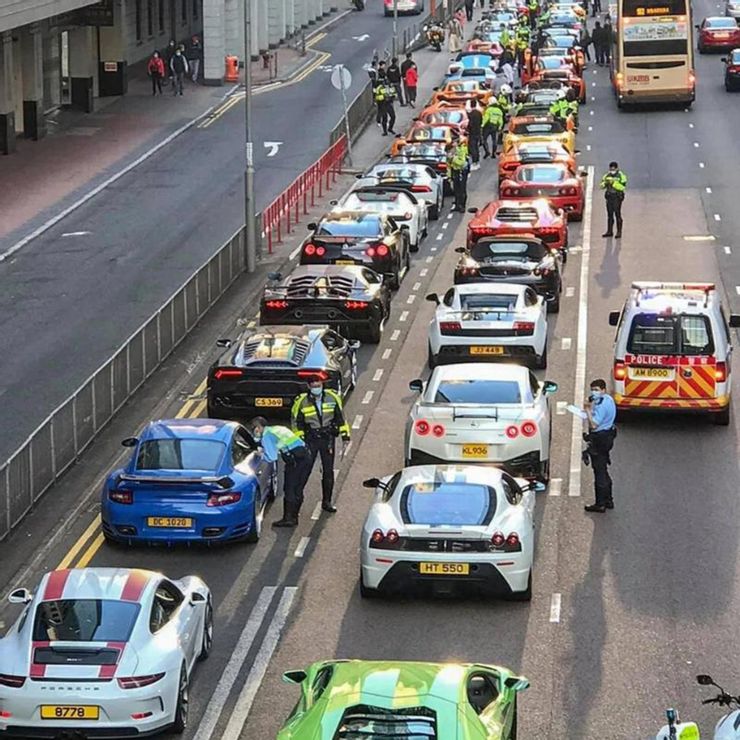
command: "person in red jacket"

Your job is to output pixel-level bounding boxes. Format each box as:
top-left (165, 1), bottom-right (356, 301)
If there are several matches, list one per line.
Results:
top-left (147, 51), bottom-right (166, 95)
top-left (403, 62), bottom-right (418, 107)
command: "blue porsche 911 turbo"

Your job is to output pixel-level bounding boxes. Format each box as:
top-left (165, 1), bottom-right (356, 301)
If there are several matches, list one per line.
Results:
top-left (101, 419), bottom-right (275, 545)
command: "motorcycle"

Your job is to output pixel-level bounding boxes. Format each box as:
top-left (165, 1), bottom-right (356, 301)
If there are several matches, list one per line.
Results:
top-left (423, 23), bottom-right (445, 51)
top-left (655, 675), bottom-right (740, 740)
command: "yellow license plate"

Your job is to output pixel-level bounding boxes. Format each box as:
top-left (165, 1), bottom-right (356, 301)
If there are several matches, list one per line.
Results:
top-left (470, 346), bottom-right (504, 355)
top-left (255, 397), bottom-right (282, 407)
top-left (630, 367), bottom-right (674, 379)
top-left (419, 562), bottom-right (470, 575)
top-left (462, 444), bottom-right (489, 458)
top-left (335, 259), bottom-right (355, 265)
top-left (40, 705), bottom-right (100, 720)
top-left (147, 517), bottom-right (193, 528)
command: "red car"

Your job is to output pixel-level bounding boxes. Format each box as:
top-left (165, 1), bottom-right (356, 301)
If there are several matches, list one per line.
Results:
top-left (417, 104), bottom-right (470, 134)
top-left (499, 163), bottom-right (585, 221)
top-left (467, 198), bottom-right (569, 258)
top-left (697, 17), bottom-right (740, 52)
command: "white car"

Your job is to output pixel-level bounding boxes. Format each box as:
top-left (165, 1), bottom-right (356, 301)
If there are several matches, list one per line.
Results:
top-left (359, 465), bottom-right (540, 600)
top-left (0, 568), bottom-right (212, 737)
top-left (426, 283), bottom-right (549, 369)
top-left (333, 186), bottom-right (428, 252)
top-left (355, 161), bottom-right (445, 220)
top-left (405, 363), bottom-right (557, 481)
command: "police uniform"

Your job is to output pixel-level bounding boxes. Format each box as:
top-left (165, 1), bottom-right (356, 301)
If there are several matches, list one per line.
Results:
top-left (481, 102), bottom-right (504, 158)
top-left (584, 393), bottom-right (617, 511)
top-left (291, 387), bottom-right (350, 512)
top-left (600, 167), bottom-right (628, 237)
top-left (447, 141), bottom-right (470, 211)
top-left (374, 82), bottom-right (397, 135)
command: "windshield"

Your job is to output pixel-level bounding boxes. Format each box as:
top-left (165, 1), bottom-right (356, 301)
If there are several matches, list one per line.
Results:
top-left (33, 600), bottom-right (140, 642)
top-left (626, 314), bottom-right (714, 356)
top-left (349, 191), bottom-right (404, 206)
top-left (445, 80), bottom-right (479, 91)
top-left (470, 239), bottom-right (546, 260)
top-left (136, 439), bottom-right (225, 471)
top-left (316, 217), bottom-right (382, 237)
top-left (401, 482), bottom-right (495, 525)
top-left (435, 379), bottom-right (523, 404)
top-left (410, 127), bottom-right (450, 140)
top-left (424, 111), bottom-right (465, 124)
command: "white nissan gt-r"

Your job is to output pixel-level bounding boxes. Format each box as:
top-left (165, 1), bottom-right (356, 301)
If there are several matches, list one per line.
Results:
top-left (405, 363), bottom-right (558, 481)
top-left (0, 568), bottom-right (212, 738)
top-left (359, 465), bottom-right (541, 601)
top-left (426, 283), bottom-right (549, 369)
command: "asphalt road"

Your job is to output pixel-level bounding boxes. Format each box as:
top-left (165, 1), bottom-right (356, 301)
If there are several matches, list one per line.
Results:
top-left (3, 0), bottom-right (740, 737)
top-left (0, 3), bottom-right (428, 463)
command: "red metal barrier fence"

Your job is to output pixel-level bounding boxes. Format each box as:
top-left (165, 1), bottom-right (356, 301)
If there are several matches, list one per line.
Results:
top-left (261, 135), bottom-right (348, 253)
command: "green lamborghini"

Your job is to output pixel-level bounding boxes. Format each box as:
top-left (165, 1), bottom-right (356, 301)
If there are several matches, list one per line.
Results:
top-left (276, 659), bottom-right (529, 739)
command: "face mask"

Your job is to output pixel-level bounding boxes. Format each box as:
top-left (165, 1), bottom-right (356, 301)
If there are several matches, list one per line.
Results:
top-left (590, 390), bottom-right (604, 399)
top-left (252, 431), bottom-right (262, 443)
top-left (310, 386), bottom-right (322, 397)
top-left (609, 168), bottom-right (617, 175)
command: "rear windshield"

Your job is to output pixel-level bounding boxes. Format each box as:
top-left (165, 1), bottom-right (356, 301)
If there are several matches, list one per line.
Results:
top-left (706, 17), bottom-right (737, 27)
top-left (445, 81), bottom-right (479, 91)
top-left (411, 127), bottom-right (449, 140)
top-left (539, 57), bottom-right (567, 68)
top-left (732, 51), bottom-right (740, 63)
top-left (350, 191), bottom-right (401, 204)
top-left (435, 379), bottom-right (523, 404)
top-left (512, 121), bottom-right (564, 134)
top-left (425, 111), bottom-right (465, 124)
top-left (401, 482), bottom-right (495, 525)
top-left (460, 293), bottom-right (518, 311)
top-left (136, 439), bottom-right (225, 471)
top-left (627, 314), bottom-right (714, 356)
top-left (517, 166), bottom-right (566, 183)
top-left (375, 167), bottom-right (419, 181)
top-left (317, 217), bottom-right (382, 237)
top-left (470, 240), bottom-right (546, 260)
top-left (33, 600), bottom-right (140, 642)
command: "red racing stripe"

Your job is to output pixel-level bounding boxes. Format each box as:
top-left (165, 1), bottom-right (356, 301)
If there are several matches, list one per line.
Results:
top-left (43, 569), bottom-right (71, 601)
top-left (30, 641), bottom-right (50, 678)
top-left (99, 641), bottom-right (126, 679)
top-left (120, 570), bottom-right (149, 602)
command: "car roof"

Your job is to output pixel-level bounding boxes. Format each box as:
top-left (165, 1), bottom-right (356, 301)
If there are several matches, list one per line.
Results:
top-left (453, 282), bottom-right (527, 296)
top-left (142, 418), bottom-right (235, 443)
top-left (432, 363), bottom-right (529, 383)
top-left (37, 568), bottom-right (158, 603)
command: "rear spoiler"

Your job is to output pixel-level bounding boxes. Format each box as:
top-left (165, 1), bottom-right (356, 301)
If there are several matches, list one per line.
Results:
top-left (118, 473), bottom-right (234, 488)
top-left (444, 309), bottom-right (519, 319)
top-left (416, 402), bottom-right (534, 421)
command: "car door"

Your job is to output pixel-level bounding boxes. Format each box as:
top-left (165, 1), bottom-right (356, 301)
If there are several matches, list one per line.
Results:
top-left (232, 427), bottom-right (273, 505)
top-left (149, 579), bottom-right (199, 672)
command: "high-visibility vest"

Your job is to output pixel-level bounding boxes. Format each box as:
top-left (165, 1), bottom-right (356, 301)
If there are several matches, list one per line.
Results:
top-left (267, 425), bottom-right (304, 452)
top-left (483, 104), bottom-right (504, 129)
top-left (600, 170), bottom-right (628, 194)
top-left (291, 389), bottom-right (350, 437)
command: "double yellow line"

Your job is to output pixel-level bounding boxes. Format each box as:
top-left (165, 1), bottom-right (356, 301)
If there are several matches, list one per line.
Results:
top-left (54, 377), bottom-right (209, 571)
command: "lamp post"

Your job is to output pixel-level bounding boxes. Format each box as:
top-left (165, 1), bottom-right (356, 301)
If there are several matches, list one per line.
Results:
top-left (244, 0), bottom-right (257, 273)
top-left (392, 0), bottom-right (399, 58)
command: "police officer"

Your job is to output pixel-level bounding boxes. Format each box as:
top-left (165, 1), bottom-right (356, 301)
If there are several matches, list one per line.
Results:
top-left (600, 160), bottom-right (627, 238)
top-left (481, 97), bottom-right (505, 158)
top-left (248, 417), bottom-right (310, 528)
top-left (528, 0), bottom-right (539, 28)
top-left (446, 138), bottom-right (470, 212)
top-left (549, 90), bottom-right (571, 123)
top-left (583, 379), bottom-right (617, 513)
top-left (291, 377), bottom-right (351, 513)
top-left (565, 88), bottom-right (580, 129)
top-left (374, 80), bottom-right (397, 136)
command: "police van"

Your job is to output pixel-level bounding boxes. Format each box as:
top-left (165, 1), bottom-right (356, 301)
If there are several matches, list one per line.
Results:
top-left (608, 282), bottom-right (740, 425)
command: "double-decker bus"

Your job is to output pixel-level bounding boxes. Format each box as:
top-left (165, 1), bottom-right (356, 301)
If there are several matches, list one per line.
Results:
top-left (612, 0), bottom-right (695, 107)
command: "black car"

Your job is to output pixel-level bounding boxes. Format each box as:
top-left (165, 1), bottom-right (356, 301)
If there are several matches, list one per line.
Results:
top-left (207, 326), bottom-right (358, 420)
top-left (453, 235), bottom-right (562, 313)
top-left (300, 211), bottom-right (410, 290)
top-left (723, 49), bottom-right (740, 90)
top-left (260, 264), bottom-right (391, 343)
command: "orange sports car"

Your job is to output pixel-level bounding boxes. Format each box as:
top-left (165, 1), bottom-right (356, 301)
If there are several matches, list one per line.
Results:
top-left (432, 79), bottom-right (493, 106)
top-left (498, 141), bottom-right (578, 183)
top-left (499, 163), bottom-right (586, 220)
top-left (465, 38), bottom-right (504, 56)
top-left (417, 104), bottom-right (470, 134)
top-left (390, 122), bottom-right (461, 156)
top-left (467, 198), bottom-right (568, 256)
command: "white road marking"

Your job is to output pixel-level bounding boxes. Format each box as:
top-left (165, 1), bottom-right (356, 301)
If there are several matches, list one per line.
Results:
top-left (400, 311), bottom-right (409, 321)
top-left (220, 587), bottom-right (298, 740)
top-left (391, 329), bottom-right (401, 341)
top-left (413, 282), bottom-right (421, 291)
top-left (588, 125), bottom-right (593, 131)
top-left (426, 256), bottom-right (434, 263)
top-left (420, 268), bottom-right (428, 276)
top-left (442, 222), bottom-right (449, 230)
top-left (382, 348), bottom-right (393, 360)
top-left (689, 123), bottom-right (694, 128)
top-left (589, 110), bottom-right (594, 115)
top-left (407, 295), bottom-right (416, 304)
top-left (294, 537), bottom-right (310, 558)
top-left (590, 96), bottom-right (595, 101)
top-left (565, 286), bottom-right (575, 298)
top-left (724, 246), bottom-right (732, 255)
top-left (706, 186), bottom-right (712, 193)
top-left (550, 478), bottom-right (563, 496)
top-left (591, 82), bottom-right (595, 87)
top-left (373, 369), bottom-right (384, 382)
top-left (561, 337), bottom-right (572, 350)
top-left (247, 320), bottom-right (256, 328)
top-left (447, 213), bottom-right (454, 220)
top-left (194, 587), bottom-right (277, 740)
top-left (431, 246), bottom-right (438, 252)
top-left (61, 231), bottom-right (91, 237)
top-left (557, 401), bottom-right (567, 415)
top-left (550, 593), bottom-right (562, 623)
top-left (362, 391), bottom-right (375, 404)
top-left (436, 233), bottom-right (444, 240)
top-left (693, 142), bottom-right (700, 148)
top-left (736, 286), bottom-right (740, 296)
top-left (311, 502), bottom-right (322, 520)
top-left (289, 245), bottom-right (301, 260)
top-left (714, 214), bottom-right (721, 221)
top-left (586, 145), bottom-right (591, 151)
top-left (699, 162), bottom-right (705, 168)
top-left (352, 415), bottom-right (363, 429)
top-left (568, 166), bottom-right (594, 498)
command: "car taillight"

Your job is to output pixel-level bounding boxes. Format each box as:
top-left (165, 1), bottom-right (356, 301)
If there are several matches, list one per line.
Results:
top-left (298, 369), bottom-right (329, 381)
top-left (415, 419), bottom-right (430, 435)
top-left (521, 421), bottom-right (537, 437)
top-left (369, 528), bottom-right (402, 549)
top-left (315, 246), bottom-right (326, 256)
top-left (345, 300), bottom-right (368, 310)
top-left (411, 184), bottom-right (432, 192)
top-left (131, 712), bottom-right (153, 720)
top-left (491, 531), bottom-right (506, 548)
top-left (0, 674), bottom-right (26, 688)
top-left (432, 423), bottom-right (445, 438)
top-left (459, 266), bottom-right (479, 277)
top-left (0, 710), bottom-right (11, 719)
top-left (613, 361), bottom-right (627, 381)
top-left (559, 187), bottom-right (577, 196)
top-left (108, 489), bottom-right (133, 505)
top-left (513, 321), bottom-right (535, 335)
top-left (539, 226), bottom-right (560, 234)
top-left (264, 300), bottom-right (288, 309)
top-left (505, 425), bottom-right (519, 439)
top-left (117, 673), bottom-right (166, 690)
top-left (506, 532), bottom-right (520, 548)
top-left (440, 321), bottom-right (462, 334)
top-left (214, 368), bottom-right (242, 380)
top-left (502, 187), bottom-right (519, 197)
top-left (206, 492), bottom-right (241, 507)
top-left (376, 244), bottom-right (390, 257)
top-left (490, 531), bottom-right (521, 551)
top-left (386, 529), bottom-right (399, 544)
top-left (715, 361), bottom-right (727, 383)
top-left (437, 162), bottom-right (447, 171)
top-left (469, 226), bottom-right (496, 238)
top-left (304, 243), bottom-right (316, 256)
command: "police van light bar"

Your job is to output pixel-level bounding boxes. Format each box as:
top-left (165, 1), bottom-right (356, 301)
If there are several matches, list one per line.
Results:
top-left (631, 281), bottom-right (716, 292)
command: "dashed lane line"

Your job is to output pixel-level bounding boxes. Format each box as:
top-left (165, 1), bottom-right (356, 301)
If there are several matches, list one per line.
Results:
top-left (362, 391), bottom-right (375, 405)
top-left (311, 502), bottom-right (322, 520)
top-left (373, 369), bottom-right (384, 381)
top-left (561, 337), bottom-right (572, 351)
top-left (420, 268), bottom-right (428, 276)
top-left (436, 233), bottom-right (444, 240)
top-left (289, 245), bottom-right (301, 259)
top-left (556, 402), bottom-right (567, 415)
top-left (550, 478), bottom-right (563, 496)
top-left (565, 286), bottom-right (575, 298)
top-left (407, 295), bottom-right (416, 304)
top-left (382, 348), bottom-right (392, 360)
top-left (699, 162), bottom-right (705, 168)
top-left (550, 593), bottom-right (562, 623)
top-left (294, 537), bottom-right (310, 558)
top-left (400, 311), bottom-right (409, 321)
top-left (391, 330), bottom-right (400, 341)
top-left (724, 246), bottom-right (731, 255)
top-left (426, 256), bottom-right (434, 263)
top-left (706, 187), bottom-right (712, 193)
top-left (413, 282), bottom-right (421, 291)
top-left (352, 415), bottom-right (364, 429)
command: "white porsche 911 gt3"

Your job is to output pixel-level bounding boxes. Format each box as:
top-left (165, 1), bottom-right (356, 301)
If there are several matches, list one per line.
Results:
top-left (426, 283), bottom-right (549, 369)
top-left (0, 568), bottom-right (212, 738)
top-left (405, 363), bottom-right (558, 481)
top-left (359, 465), bottom-right (542, 601)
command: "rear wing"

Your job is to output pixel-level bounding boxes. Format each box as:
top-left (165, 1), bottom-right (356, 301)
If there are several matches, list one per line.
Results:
top-left (415, 402), bottom-right (532, 421)
top-left (118, 473), bottom-right (234, 488)
top-left (442, 308), bottom-right (520, 319)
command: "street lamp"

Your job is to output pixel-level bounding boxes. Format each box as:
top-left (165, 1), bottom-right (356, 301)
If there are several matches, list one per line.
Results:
top-left (244, 0), bottom-right (257, 273)
top-left (392, 0), bottom-right (399, 58)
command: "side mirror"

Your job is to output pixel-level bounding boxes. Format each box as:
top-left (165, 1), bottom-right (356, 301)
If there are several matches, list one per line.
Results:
top-left (8, 588), bottom-right (33, 604)
top-left (543, 380), bottom-right (558, 394)
top-left (121, 437), bottom-right (138, 448)
top-left (216, 338), bottom-right (233, 348)
top-left (504, 676), bottom-right (530, 691)
top-left (530, 481), bottom-right (547, 493)
top-left (348, 339), bottom-right (361, 350)
top-left (467, 207), bottom-right (479, 214)
top-left (282, 669), bottom-right (308, 685)
top-left (190, 592), bottom-right (206, 605)
top-left (362, 477), bottom-right (382, 489)
top-left (574, 149), bottom-right (581, 154)
top-left (267, 271), bottom-right (282, 282)
top-left (425, 292), bottom-right (440, 305)
top-left (696, 674), bottom-right (715, 686)
top-left (729, 314), bottom-right (740, 328)
top-left (355, 173), bottom-right (364, 179)
top-left (400, 224), bottom-right (410, 230)
top-left (433, 86), bottom-right (439, 91)
top-left (409, 379), bottom-right (424, 392)
top-left (721, 57), bottom-right (727, 63)
top-left (329, 199), bottom-right (338, 205)
top-left (307, 222), bottom-right (317, 231)
top-left (579, 170), bottom-right (588, 177)
top-left (454, 246), bottom-right (467, 253)
top-left (608, 310), bottom-right (620, 327)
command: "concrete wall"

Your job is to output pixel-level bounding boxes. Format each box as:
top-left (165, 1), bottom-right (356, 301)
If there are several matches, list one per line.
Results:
top-left (0, 0), bottom-right (101, 34)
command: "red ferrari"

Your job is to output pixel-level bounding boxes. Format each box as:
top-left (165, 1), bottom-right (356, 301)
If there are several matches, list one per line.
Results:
top-left (499, 163), bottom-right (586, 221)
top-left (467, 198), bottom-right (569, 257)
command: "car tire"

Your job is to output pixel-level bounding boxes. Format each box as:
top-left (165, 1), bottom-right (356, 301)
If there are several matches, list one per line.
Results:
top-left (535, 343), bottom-right (548, 369)
top-left (429, 200), bottom-right (440, 221)
top-left (171, 666), bottom-right (189, 734)
top-left (713, 405), bottom-right (731, 426)
top-left (427, 343), bottom-right (437, 369)
top-left (197, 598), bottom-right (214, 662)
top-left (508, 698), bottom-right (519, 739)
top-left (245, 491), bottom-right (262, 543)
top-left (539, 458), bottom-right (550, 484)
top-left (365, 316), bottom-right (384, 344)
top-left (359, 569), bottom-right (380, 599)
top-left (508, 570), bottom-right (532, 602)
top-left (547, 293), bottom-right (560, 314)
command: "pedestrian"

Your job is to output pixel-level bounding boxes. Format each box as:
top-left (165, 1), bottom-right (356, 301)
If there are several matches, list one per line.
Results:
top-left (377, 60), bottom-right (387, 80)
top-left (592, 21), bottom-right (606, 65)
top-left (248, 417), bottom-right (311, 528)
top-left (400, 51), bottom-right (414, 83)
top-left (583, 379), bottom-right (617, 513)
top-left (187, 35), bottom-right (203, 83)
top-left (579, 26), bottom-right (592, 61)
top-left (164, 39), bottom-right (176, 85)
top-left (291, 377), bottom-right (351, 514)
top-left (374, 81), bottom-right (397, 135)
top-left (448, 16), bottom-right (463, 53)
top-left (446, 139), bottom-right (470, 211)
top-left (169, 48), bottom-right (189, 95)
top-left (603, 16), bottom-right (613, 63)
top-left (387, 57), bottom-right (404, 106)
top-left (467, 98), bottom-right (483, 170)
top-left (481, 97), bottom-right (504, 158)
top-left (591, 0), bottom-right (601, 16)
top-left (147, 51), bottom-right (165, 95)
top-left (368, 59), bottom-right (378, 85)
top-left (465, 0), bottom-right (475, 21)
top-left (528, 0), bottom-right (539, 28)
top-left (403, 61), bottom-right (418, 107)
top-left (600, 160), bottom-right (627, 238)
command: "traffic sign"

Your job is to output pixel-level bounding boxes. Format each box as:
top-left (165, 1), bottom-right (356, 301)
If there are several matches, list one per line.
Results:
top-left (330, 65), bottom-right (352, 91)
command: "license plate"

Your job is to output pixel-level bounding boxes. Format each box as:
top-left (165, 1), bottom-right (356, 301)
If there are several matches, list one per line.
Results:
top-left (462, 443), bottom-right (489, 458)
top-left (335, 259), bottom-right (355, 265)
top-left (469, 346), bottom-right (504, 355)
top-left (147, 517), bottom-right (193, 528)
top-left (40, 705), bottom-right (100, 720)
top-left (255, 397), bottom-right (282, 407)
top-left (629, 367), bottom-right (674, 380)
top-left (419, 562), bottom-right (470, 575)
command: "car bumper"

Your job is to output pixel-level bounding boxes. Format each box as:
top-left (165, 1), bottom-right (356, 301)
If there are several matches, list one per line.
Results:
top-left (546, 194), bottom-right (584, 218)
top-left (433, 344), bottom-right (538, 364)
top-left (701, 36), bottom-right (739, 49)
top-left (454, 273), bottom-right (560, 298)
top-left (614, 394), bottom-right (730, 413)
top-left (407, 448), bottom-right (544, 479)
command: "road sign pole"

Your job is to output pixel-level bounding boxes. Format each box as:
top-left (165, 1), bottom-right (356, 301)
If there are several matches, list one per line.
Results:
top-left (244, 0), bottom-right (257, 272)
top-left (393, 0), bottom-right (399, 58)
top-left (331, 65), bottom-right (354, 168)
top-left (340, 79), bottom-right (353, 168)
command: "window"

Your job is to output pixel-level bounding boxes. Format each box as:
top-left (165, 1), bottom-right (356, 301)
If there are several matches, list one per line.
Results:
top-left (470, 239), bottom-right (546, 262)
top-left (231, 430), bottom-right (255, 466)
top-left (529, 371), bottom-right (540, 399)
top-left (34, 600), bottom-right (140, 642)
top-left (627, 313), bottom-right (714, 356)
top-left (311, 666), bottom-right (334, 701)
top-left (400, 482), bottom-right (496, 526)
top-left (135, 0), bottom-right (142, 41)
top-left (158, 0), bottom-right (165, 33)
top-left (181, 0), bottom-right (187, 22)
top-left (136, 438), bottom-right (226, 471)
top-left (147, 0), bottom-right (154, 36)
top-left (150, 581), bottom-right (184, 633)
top-left (434, 379), bottom-right (523, 405)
